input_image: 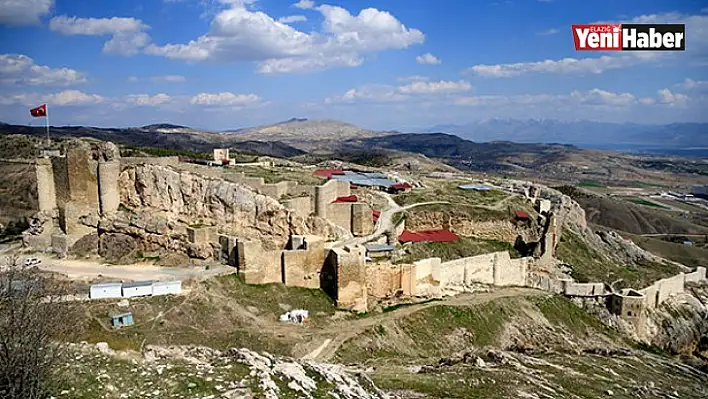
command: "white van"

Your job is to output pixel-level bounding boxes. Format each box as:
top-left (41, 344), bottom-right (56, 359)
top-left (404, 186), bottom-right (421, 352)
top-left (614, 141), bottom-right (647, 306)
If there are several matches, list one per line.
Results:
top-left (24, 257), bottom-right (41, 267)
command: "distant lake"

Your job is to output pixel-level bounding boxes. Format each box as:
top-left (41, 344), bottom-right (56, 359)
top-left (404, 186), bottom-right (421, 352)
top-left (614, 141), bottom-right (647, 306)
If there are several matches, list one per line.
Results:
top-left (577, 144), bottom-right (708, 158)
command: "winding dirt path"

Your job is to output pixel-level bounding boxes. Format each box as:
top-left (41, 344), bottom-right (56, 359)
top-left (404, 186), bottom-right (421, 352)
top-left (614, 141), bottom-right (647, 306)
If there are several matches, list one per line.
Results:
top-left (297, 287), bottom-right (545, 362)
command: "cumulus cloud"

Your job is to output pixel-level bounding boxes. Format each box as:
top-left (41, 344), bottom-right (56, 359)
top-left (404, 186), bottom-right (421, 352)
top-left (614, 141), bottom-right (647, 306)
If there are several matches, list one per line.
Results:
top-left (49, 15), bottom-right (151, 55)
top-left (676, 78), bottom-right (708, 92)
top-left (0, 90), bottom-right (103, 106)
top-left (656, 88), bottom-right (689, 106)
top-left (416, 53), bottom-right (441, 65)
top-left (293, 0), bottom-right (314, 9)
top-left (0, 0), bottom-right (53, 25)
top-left (190, 92), bottom-right (261, 106)
top-left (397, 75), bottom-right (429, 82)
top-left (278, 15), bottom-right (307, 23)
top-left (145, 2), bottom-right (424, 73)
top-left (327, 80), bottom-right (471, 103)
top-left (398, 80), bottom-right (470, 94)
top-left (466, 11), bottom-right (707, 77)
top-left (126, 93), bottom-right (172, 106)
top-left (0, 54), bottom-right (87, 86)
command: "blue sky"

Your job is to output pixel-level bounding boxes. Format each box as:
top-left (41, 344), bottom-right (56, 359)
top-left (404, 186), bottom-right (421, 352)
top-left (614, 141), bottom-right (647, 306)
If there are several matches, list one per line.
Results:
top-left (0, 0), bottom-right (707, 131)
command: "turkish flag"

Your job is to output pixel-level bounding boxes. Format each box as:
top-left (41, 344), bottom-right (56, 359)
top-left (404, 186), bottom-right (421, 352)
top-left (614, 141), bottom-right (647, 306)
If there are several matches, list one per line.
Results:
top-left (30, 104), bottom-right (47, 117)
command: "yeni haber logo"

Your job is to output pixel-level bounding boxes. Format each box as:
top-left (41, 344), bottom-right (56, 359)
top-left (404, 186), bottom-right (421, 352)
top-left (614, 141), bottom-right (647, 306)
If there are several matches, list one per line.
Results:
top-left (572, 24), bottom-right (685, 51)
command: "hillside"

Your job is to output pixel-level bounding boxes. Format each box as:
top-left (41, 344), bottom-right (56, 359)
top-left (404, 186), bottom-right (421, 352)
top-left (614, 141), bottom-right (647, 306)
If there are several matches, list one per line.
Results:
top-left (555, 186), bottom-right (708, 235)
top-left (422, 119), bottom-right (708, 149)
top-left (225, 119), bottom-right (389, 146)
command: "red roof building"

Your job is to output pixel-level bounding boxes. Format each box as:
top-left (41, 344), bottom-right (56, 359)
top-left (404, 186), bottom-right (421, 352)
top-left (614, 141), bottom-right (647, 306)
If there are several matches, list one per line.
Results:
top-left (372, 209), bottom-right (381, 222)
top-left (313, 169), bottom-right (345, 179)
top-left (398, 229), bottom-right (460, 243)
top-left (332, 195), bottom-right (358, 203)
top-left (514, 210), bottom-right (530, 220)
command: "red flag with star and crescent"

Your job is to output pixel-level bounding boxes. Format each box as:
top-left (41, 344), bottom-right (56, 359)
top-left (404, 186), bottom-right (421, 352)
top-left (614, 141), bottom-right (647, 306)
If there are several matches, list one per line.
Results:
top-left (30, 104), bottom-right (47, 117)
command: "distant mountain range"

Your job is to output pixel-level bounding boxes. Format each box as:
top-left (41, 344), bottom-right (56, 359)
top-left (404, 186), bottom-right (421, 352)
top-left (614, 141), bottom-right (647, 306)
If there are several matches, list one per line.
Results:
top-left (420, 119), bottom-right (708, 150)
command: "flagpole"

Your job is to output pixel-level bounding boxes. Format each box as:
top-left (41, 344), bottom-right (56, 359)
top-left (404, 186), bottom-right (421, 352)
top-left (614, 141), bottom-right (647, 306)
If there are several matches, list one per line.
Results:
top-left (45, 104), bottom-right (50, 146)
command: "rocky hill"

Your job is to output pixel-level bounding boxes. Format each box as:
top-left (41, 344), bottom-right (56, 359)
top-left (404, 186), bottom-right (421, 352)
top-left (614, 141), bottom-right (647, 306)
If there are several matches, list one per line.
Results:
top-left (224, 119), bottom-right (386, 145)
top-left (555, 185), bottom-right (708, 235)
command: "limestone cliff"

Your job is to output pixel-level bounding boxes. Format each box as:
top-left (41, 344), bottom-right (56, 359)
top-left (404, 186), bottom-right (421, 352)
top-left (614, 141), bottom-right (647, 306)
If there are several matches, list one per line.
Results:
top-left (90, 164), bottom-right (348, 262)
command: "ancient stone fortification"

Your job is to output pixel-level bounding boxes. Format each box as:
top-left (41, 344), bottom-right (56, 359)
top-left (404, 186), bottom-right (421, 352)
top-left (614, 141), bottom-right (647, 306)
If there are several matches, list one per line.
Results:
top-left (24, 143), bottom-right (348, 263)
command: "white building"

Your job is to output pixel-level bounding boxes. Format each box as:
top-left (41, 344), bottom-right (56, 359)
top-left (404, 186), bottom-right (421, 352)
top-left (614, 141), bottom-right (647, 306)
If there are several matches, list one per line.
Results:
top-left (89, 283), bottom-right (122, 299)
top-left (121, 281), bottom-right (153, 298)
top-left (152, 281), bottom-right (182, 296)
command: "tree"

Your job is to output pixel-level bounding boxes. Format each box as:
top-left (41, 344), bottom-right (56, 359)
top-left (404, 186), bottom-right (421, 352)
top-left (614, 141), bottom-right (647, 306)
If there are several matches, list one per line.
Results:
top-left (0, 256), bottom-right (77, 399)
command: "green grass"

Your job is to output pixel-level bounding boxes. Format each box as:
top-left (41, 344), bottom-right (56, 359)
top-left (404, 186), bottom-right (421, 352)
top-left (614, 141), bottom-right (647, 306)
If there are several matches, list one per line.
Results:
top-left (557, 230), bottom-right (685, 288)
top-left (75, 274), bottom-right (344, 356)
top-left (396, 236), bottom-right (520, 264)
top-left (229, 165), bottom-right (324, 185)
top-left (626, 198), bottom-right (670, 209)
top-left (577, 180), bottom-right (604, 188)
top-left (532, 296), bottom-right (620, 338)
top-left (394, 181), bottom-right (509, 207)
top-left (335, 301), bottom-right (515, 363)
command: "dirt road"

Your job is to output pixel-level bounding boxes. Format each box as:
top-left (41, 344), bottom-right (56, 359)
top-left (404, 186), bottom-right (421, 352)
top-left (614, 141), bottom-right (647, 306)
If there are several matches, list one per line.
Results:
top-left (297, 287), bottom-right (545, 362)
top-left (34, 255), bottom-right (232, 282)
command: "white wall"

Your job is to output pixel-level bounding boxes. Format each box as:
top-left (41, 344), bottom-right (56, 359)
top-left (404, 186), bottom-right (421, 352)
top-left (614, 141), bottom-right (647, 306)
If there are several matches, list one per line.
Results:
top-left (122, 285), bottom-right (153, 298)
top-left (152, 281), bottom-right (182, 296)
top-left (90, 284), bottom-right (122, 299)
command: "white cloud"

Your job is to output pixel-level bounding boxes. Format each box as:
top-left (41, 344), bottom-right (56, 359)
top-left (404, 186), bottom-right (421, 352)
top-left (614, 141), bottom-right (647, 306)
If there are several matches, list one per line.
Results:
top-left (126, 93), bottom-right (172, 106)
top-left (467, 12), bottom-right (707, 77)
top-left (676, 78), bottom-right (708, 92)
top-left (0, 54), bottom-right (87, 86)
top-left (538, 28), bottom-right (559, 35)
top-left (190, 92), bottom-right (261, 106)
top-left (454, 88), bottom-right (692, 109)
top-left (294, 0), bottom-right (314, 10)
top-left (327, 80), bottom-right (471, 103)
top-left (325, 84), bottom-right (407, 104)
top-left (656, 88), bottom-right (688, 106)
top-left (416, 53), bottom-right (441, 65)
top-left (278, 15), bottom-right (307, 23)
top-left (145, 2), bottom-right (424, 74)
top-left (465, 54), bottom-right (652, 77)
top-left (0, 0), bottom-right (53, 25)
top-left (398, 80), bottom-right (470, 94)
top-left (570, 88), bottom-right (637, 106)
top-left (49, 15), bottom-right (151, 55)
top-left (127, 75), bottom-right (186, 83)
top-left (397, 75), bottom-right (429, 82)
top-left (0, 90), bottom-right (103, 106)
top-left (257, 54), bottom-right (362, 74)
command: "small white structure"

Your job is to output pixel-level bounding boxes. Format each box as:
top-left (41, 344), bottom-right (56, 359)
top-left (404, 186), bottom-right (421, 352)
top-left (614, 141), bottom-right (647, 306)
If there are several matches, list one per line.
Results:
top-left (279, 309), bottom-right (309, 323)
top-left (536, 199), bottom-right (552, 214)
top-left (90, 283), bottom-right (123, 299)
top-left (121, 281), bottom-right (153, 298)
top-left (152, 281), bottom-right (182, 296)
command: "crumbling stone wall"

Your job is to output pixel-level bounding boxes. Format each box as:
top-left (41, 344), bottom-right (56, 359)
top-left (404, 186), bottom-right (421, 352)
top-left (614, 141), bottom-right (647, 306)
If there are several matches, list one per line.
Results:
top-left (35, 158), bottom-right (57, 213)
top-left (282, 236), bottom-right (326, 289)
top-left (282, 196), bottom-right (312, 219)
top-left (327, 203), bottom-right (353, 232)
top-left (237, 240), bottom-right (282, 284)
top-left (351, 203), bottom-right (374, 237)
top-left (315, 179), bottom-right (339, 218)
top-left (330, 245), bottom-right (367, 312)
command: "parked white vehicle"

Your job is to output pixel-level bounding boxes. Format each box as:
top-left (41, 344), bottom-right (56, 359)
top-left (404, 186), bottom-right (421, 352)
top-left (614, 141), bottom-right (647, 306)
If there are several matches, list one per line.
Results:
top-left (24, 257), bottom-right (41, 267)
